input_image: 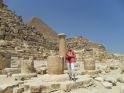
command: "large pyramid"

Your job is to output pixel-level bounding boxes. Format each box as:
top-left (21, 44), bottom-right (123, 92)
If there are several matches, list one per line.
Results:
top-left (27, 17), bottom-right (58, 42)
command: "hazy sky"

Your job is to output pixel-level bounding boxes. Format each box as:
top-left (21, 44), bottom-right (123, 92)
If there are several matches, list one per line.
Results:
top-left (4, 0), bottom-right (124, 54)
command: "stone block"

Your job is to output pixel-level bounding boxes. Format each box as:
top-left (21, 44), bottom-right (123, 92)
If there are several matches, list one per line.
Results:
top-left (0, 52), bottom-right (11, 70)
top-left (95, 77), bottom-right (104, 82)
top-left (2, 68), bottom-right (21, 74)
top-left (110, 65), bottom-right (118, 70)
top-left (35, 67), bottom-right (47, 75)
top-left (49, 83), bottom-right (60, 92)
top-left (40, 83), bottom-right (51, 93)
top-left (23, 83), bottom-right (30, 91)
top-left (38, 74), bottom-right (69, 82)
top-left (29, 84), bottom-right (41, 93)
top-left (12, 73), bottom-right (37, 80)
top-left (13, 87), bottom-right (24, 93)
top-left (0, 81), bottom-right (23, 93)
top-left (21, 60), bottom-right (35, 74)
top-left (119, 62), bottom-right (124, 73)
top-left (47, 56), bottom-right (64, 74)
top-left (60, 81), bottom-right (74, 92)
top-left (101, 81), bottom-right (113, 89)
top-left (104, 77), bottom-right (117, 86)
top-left (121, 86), bottom-right (124, 93)
top-left (117, 77), bottom-right (124, 83)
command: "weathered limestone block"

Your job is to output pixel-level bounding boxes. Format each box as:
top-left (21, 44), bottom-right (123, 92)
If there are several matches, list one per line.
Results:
top-left (119, 62), bottom-right (124, 73)
top-left (0, 40), bottom-right (8, 46)
top-left (101, 81), bottom-right (113, 89)
top-left (40, 83), bottom-right (51, 93)
top-left (95, 77), bottom-right (104, 82)
top-left (11, 57), bottom-right (21, 68)
top-left (121, 86), bottom-right (124, 93)
top-left (96, 64), bottom-right (110, 73)
top-left (21, 60), bottom-right (35, 74)
top-left (0, 81), bottom-right (23, 93)
top-left (23, 83), bottom-right (30, 91)
top-left (0, 52), bottom-right (11, 70)
top-left (61, 81), bottom-right (74, 92)
top-left (2, 68), bottom-right (21, 74)
top-left (60, 75), bottom-right (93, 92)
top-left (13, 87), bottom-right (24, 93)
top-left (39, 74), bottom-right (69, 82)
top-left (29, 84), bottom-right (41, 93)
top-left (109, 64), bottom-right (118, 70)
top-left (47, 56), bottom-right (64, 74)
top-left (104, 77), bottom-right (117, 86)
top-left (12, 73), bottom-right (37, 80)
top-left (50, 83), bottom-right (60, 91)
top-left (117, 76), bottom-right (124, 83)
top-left (35, 67), bottom-right (47, 75)
top-left (84, 58), bottom-right (95, 70)
top-left (0, 87), bottom-right (13, 93)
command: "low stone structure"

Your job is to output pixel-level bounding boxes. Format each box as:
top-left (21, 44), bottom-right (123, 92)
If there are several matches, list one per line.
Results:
top-left (0, 52), bottom-right (11, 70)
top-left (21, 59), bottom-right (35, 74)
top-left (47, 56), bottom-right (64, 74)
top-left (84, 58), bottom-right (95, 70)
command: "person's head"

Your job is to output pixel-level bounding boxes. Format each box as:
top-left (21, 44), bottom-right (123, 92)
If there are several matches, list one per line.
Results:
top-left (68, 47), bottom-right (72, 51)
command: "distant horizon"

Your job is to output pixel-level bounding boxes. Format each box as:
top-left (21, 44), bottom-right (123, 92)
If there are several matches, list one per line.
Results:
top-left (4, 0), bottom-right (124, 54)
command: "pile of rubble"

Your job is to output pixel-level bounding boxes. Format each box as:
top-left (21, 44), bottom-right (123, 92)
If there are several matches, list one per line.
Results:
top-left (66, 36), bottom-right (120, 63)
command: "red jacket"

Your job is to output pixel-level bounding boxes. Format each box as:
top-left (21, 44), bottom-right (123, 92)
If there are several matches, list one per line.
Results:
top-left (65, 51), bottom-right (76, 63)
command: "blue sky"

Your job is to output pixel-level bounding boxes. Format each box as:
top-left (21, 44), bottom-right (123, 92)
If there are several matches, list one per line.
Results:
top-left (4, 0), bottom-right (124, 54)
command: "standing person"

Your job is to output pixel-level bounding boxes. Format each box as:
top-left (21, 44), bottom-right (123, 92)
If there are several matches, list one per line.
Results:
top-left (65, 47), bottom-right (77, 81)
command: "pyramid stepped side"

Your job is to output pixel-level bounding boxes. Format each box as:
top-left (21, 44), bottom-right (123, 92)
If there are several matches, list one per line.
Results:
top-left (27, 17), bottom-right (58, 43)
top-left (0, 2), bottom-right (58, 61)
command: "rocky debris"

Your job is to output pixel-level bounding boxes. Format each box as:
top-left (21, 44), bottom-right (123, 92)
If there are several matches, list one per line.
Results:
top-left (35, 67), bottom-right (47, 75)
top-left (119, 62), bottom-right (124, 73)
top-left (94, 76), bottom-right (117, 89)
top-left (21, 59), bottom-right (35, 74)
top-left (95, 77), bottom-right (104, 82)
top-left (20, 74), bottom-right (93, 93)
top-left (37, 74), bottom-right (69, 82)
top-left (12, 73), bottom-right (37, 81)
top-left (2, 68), bottom-right (21, 75)
top-left (0, 81), bottom-right (23, 93)
top-left (13, 87), bottom-right (24, 93)
top-left (66, 36), bottom-right (105, 51)
top-left (120, 86), bottom-right (124, 93)
top-left (0, 51), bottom-right (11, 70)
top-left (101, 81), bottom-right (113, 89)
top-left (117, 76), bottom-right (124, 83)
top-left (104, 77), bottom-right (117, 86)
top-left (66, 36), bottom-right (121, 64)
top-left (96, 64), bottom-right (110, 73)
